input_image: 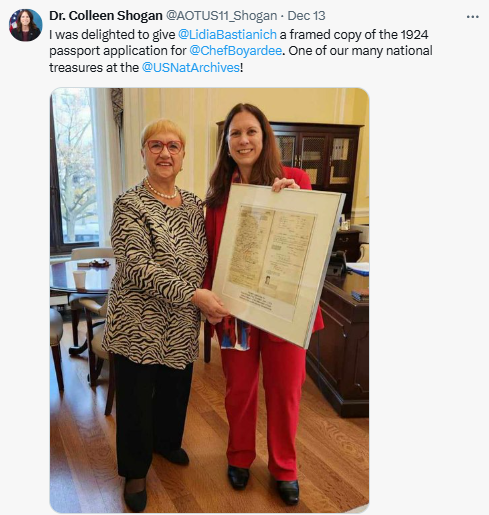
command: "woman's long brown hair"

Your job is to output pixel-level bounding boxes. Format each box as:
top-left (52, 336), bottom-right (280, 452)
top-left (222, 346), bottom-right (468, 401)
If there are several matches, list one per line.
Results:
top-left (205, 103), bottom-right (283, 208)
top-left (16, 10), bottom-right (38, 32)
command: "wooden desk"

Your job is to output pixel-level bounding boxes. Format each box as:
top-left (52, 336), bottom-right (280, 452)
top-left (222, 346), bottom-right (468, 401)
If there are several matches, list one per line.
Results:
top-left (306, 272), bottom-right (369, 417)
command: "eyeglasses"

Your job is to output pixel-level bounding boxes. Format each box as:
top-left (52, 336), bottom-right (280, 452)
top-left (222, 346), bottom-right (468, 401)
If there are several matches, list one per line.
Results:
top-left (146, 140), bottom-right (183, 155)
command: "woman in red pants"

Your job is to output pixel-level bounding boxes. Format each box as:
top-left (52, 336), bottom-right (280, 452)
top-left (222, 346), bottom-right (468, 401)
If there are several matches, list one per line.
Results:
top-left (203, 103), bottom-right (324, 505)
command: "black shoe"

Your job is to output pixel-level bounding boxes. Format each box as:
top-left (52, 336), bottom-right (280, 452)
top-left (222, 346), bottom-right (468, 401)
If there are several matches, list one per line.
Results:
top-left (158, 447), bottom-right (190, 465)
top-left (227, 465), bottom-right (250, 490)
top-left (124, 480), bottom-right (147, 512)
top-left (276, 480), bottom-right (300, 505)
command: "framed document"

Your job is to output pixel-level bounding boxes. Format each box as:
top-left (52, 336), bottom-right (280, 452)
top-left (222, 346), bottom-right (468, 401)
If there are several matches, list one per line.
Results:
top-left (212, 184), bottom-right (345, 349)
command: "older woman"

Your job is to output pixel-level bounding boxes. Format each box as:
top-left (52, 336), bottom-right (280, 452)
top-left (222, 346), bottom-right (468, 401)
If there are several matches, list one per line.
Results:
top-left (204, 104), bottom-right (324, 506)
top-left (103, 119), bottom-right (228, 512)
top-left (11, 10), bottom-right (40, 41)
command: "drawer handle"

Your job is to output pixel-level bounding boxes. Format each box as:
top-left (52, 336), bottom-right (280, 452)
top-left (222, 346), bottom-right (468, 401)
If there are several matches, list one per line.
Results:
top-left (339, 237), bottom-right (349, 243)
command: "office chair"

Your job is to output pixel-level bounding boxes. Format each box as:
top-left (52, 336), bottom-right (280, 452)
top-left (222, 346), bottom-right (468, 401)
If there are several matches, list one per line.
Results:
top-left (50, 308), bottom-right (64, 391)
top-left (81, 298), bottom-right (115, 416)
top-left (68, 247), bottom-right (114, 347)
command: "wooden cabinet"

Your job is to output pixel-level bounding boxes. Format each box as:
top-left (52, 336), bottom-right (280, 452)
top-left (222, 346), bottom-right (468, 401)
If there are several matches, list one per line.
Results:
top-left (272, 123), bottom-right (362, 217)
top-left (217, 121), bottom-right (363, 217)
top-left (306, 273), bottom-right (369, 417)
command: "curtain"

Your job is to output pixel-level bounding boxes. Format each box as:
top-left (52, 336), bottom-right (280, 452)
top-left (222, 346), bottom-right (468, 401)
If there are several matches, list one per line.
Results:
top-left (89, 89), bottom-right (124, 247)
top-left (111, 88), bottom-right (123, 128)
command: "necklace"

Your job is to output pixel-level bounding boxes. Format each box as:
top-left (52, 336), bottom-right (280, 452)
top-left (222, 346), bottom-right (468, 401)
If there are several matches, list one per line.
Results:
top-left (145, 177), bottom-right (179, 199)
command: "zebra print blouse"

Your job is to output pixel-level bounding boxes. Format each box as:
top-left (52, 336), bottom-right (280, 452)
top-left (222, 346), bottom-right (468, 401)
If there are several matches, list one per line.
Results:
top-left (102, 183), bottom-right (208, 368)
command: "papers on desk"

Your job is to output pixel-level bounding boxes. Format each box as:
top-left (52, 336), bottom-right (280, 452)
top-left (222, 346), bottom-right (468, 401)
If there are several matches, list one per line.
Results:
top-left (347, 262), bottom-right (369, 276)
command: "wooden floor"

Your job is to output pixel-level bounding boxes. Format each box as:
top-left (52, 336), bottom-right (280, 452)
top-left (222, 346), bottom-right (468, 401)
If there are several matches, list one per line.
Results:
top-left (50, 318), bottom-right (369, 513)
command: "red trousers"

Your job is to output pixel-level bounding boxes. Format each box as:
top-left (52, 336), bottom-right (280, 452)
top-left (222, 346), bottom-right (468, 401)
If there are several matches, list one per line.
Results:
top-left (220, 326), bottom-right (306, 480)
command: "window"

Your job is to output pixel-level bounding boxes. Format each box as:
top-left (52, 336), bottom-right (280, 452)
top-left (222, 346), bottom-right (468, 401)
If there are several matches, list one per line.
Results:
top-left (50, 88), bottom-right (100, 254)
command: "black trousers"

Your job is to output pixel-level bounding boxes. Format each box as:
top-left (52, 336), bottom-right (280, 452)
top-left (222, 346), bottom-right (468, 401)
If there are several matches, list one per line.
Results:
top-left (114, 353), bottom-right (193, 478)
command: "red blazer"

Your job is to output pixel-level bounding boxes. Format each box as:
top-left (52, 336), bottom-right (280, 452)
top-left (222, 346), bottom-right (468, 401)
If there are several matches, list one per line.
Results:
top-left (203, 167), bottom-right (324, 336)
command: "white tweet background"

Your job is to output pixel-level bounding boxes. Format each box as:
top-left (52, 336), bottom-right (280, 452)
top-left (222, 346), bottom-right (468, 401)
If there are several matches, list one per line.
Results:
top-left (2, 1), bottom-right (488, 513)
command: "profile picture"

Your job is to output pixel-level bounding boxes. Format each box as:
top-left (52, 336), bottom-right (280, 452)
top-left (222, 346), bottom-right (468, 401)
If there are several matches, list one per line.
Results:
top-left (9, 9), bottom-right (42, 41)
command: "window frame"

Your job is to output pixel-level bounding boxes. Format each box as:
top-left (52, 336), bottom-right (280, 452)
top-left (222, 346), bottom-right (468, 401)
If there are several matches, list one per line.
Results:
top-left (50, 95), bottom-right (99, 256)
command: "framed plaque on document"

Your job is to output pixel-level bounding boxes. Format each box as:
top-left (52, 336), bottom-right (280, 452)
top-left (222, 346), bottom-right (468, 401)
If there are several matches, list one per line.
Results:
top-left (212, 184), bottom-right (345, 349)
